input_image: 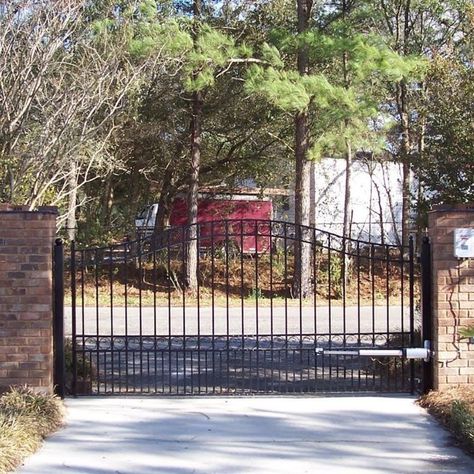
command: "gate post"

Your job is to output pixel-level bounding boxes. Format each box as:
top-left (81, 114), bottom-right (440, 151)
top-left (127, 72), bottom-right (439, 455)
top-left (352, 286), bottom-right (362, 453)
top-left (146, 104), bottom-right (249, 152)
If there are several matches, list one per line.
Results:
top-left (428, 203), bottom-right (474, 391)
top-left (0, 205), bottom-right (57, 393)
top-left (420, 236), bottom-right (433, 394)
top-left (53, 239), bottom-right (65, 398)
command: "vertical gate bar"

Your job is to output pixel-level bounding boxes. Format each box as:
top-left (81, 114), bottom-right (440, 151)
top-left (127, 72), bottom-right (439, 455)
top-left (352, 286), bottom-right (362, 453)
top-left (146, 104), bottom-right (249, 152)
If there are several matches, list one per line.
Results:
top-left (328, 354), bottom-right (333, 392)
top-left (350, 354), bottom-right (355, 392)
top-left (109, 245), bottom-right (114, 394)
top-left (421, 236), bottom-right (433, 394)
top-left (94, 248), bottom-right (100, 393)
top-left (240, 220), bottom-right (245, 393)
top-left (103, 350), bottom-right (108, 395)
top-left (80, 250), bottom-right (85, 392)
top-left (312, 231), bottom-right (317, 393)
top-left (71, 244), bottom-right (77, 396)
top-left (328, 236), bottom-right (333, 394)
top-left (225, 220), bottom-right (230, 393)
top-left (283, 223), bottom-right (288, 392)
top-left (211, 221), bottom-right (216, 394)
top-left (299, 228), bottom-right (303, 369)
top-left (254, 221), bottom-right (259, 392)
top-left (313, 229), bottom-right (317, 341)
top-left (284, 223), bottom-right (288, 347)
top-left (175, 350), bottom-right (179, 394)
top-left (269, 222), bottom-right (274, 383)
top-left (124, 240), bottom-right (129, 393)
top-left (147, 351), bottom-right (151, 393)
top-left (161, 349), bottom-right (165, 394)
top-left (380, 355), bottom-right (384, 392)
top-left (400, 244), bottom-right (405, 342)
top-left (153, 243), bottom-right (158, 393)
top-left (292, 348), bottom-right (296, 393)
top-left (356, 243), bottom-right (361, 390)
top-left (118, 346), bottom-right (122, 394)
top-left (399, 244), bottom-right (406, 388)
top-left (278, 348), bottom-right (282, 393)
top-left (249, 349), bottom-right (253, 393)
top-left (370, 244), bottom-right (376, 389)
top-left (138, 236), bottom-right (143, 393)
top-left (263, 349), bottom-right (267, 393)
top-left (299, 227), bottom-right (303, 358)
top-left (219, 350), bottom-right (224, 394)
top-left (342, 238), bottom-right (346, 348)
top-left (53, 239), bottom-right (65, 399)
top-left (364, 354), bottom-right (369, 391)
top-left (205, 350), bottom-right (208, 393)
top-left (409, 236), bottom-right (415, 394)
top-left (393, 355), bottom-right (398, 392)
top-left (371, 244), bottom-right (375, 346)
top-left (196, 222), bottom-right (201, 394)
top-left (80, 250), bottom-right (85, 380)
top-left (181, 226), bottom-right (186, 395)
top-left (320, 350), bottom-right (325, 393)
top-left (167, 230), bottom-right (172, 394)
top-left (190, 349), bottom-right (193, 394)
top-left (117, 247), bottom-right (122, 393)
top-left (386, 245), bottom-right (390, 347)
top-left (356, 241), bottom-right (361, 344)
top-left (328, 235), bottom-right (332, 349)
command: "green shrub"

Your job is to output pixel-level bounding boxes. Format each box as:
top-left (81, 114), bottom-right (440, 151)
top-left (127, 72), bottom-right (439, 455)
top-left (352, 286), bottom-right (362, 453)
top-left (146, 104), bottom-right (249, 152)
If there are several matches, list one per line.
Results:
top-left (450, 400), bottom-right (474, 445)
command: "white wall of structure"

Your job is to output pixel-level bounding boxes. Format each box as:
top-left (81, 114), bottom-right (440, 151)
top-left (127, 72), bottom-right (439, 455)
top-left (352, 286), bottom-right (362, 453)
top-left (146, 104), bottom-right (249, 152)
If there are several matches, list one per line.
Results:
top-left (287, 157), bottom-right (409, 245)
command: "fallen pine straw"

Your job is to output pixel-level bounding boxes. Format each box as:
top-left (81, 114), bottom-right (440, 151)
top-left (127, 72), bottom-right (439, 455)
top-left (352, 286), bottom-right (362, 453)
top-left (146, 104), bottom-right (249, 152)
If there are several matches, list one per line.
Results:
top-left (0, 386), bottom-right (64, 473)
top-left (418, 387), bottom-right (474, 453)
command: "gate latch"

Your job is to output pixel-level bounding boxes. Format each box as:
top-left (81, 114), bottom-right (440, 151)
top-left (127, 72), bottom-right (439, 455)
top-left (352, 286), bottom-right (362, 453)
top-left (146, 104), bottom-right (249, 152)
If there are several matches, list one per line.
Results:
top-left (316, 340), bottom-right (432, 362)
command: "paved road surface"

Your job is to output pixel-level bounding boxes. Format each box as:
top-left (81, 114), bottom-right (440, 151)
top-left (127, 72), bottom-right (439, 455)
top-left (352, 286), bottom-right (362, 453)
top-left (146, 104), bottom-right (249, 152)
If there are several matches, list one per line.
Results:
top-left (66, 305), bottom-right (417, 336)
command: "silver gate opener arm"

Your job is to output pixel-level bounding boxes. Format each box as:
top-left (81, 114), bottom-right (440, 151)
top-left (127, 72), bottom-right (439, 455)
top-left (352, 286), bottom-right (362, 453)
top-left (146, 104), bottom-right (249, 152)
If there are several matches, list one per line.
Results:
top-left (315, 340), bottom-right (432, 362)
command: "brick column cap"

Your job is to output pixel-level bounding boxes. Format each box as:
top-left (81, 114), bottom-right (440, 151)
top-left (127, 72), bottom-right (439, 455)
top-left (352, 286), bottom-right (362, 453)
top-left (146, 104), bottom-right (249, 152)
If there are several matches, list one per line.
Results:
top-left (0, 204), bottom-right (58, 215)
top-left (429, 203), bottom-right (474, 214)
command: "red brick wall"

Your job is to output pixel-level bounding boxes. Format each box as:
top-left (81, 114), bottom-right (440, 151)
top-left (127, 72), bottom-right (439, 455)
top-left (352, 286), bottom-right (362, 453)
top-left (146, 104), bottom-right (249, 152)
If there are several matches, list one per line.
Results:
top-left (0, 205), bottom-right (57, 393)
top-left (428, 204), bottom-right (474, 391)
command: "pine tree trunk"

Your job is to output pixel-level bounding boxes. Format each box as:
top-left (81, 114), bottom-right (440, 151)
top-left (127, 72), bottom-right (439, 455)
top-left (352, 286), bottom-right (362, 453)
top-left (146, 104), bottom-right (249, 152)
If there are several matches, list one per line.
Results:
top-left (343, 143), bottom-right (352, 240)
top-left (342, 139), bottom-right (352, 286)
top-left (341, 4), bottom-right (352, 281)
top-left (186, 0), bottom-right (203, 290)
top-left (398, 81), bottom-right (411, 249)
top-left (400, 2), bottom-right (412, 249)
top-left (186, 89), bottom-right (202, 290)
top-left (293, 0), bottom-right (313, 299)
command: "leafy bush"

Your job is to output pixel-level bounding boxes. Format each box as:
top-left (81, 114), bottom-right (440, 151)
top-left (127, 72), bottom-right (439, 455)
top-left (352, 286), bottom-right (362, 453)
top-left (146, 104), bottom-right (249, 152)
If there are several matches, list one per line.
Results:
top-left (450, 400), bottom-right (474, 445)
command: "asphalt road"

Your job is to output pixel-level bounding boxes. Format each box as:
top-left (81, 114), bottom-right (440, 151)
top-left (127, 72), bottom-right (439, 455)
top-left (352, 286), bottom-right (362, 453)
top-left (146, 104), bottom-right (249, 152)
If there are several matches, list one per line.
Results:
top-left (66, 305), bottom-right (417, 336)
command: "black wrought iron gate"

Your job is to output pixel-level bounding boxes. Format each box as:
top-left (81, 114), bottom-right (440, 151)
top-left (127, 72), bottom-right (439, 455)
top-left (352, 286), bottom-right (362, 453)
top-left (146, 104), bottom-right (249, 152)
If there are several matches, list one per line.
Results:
top-left (61, 220), bottom-right (431, 396)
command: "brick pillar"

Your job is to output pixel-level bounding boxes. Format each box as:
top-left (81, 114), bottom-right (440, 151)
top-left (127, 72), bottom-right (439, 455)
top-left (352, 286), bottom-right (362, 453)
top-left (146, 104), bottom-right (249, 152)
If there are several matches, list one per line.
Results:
top-left (428, 203), bottom-right (474, 391)
top-left (0, 205), bottom-right (58, 393)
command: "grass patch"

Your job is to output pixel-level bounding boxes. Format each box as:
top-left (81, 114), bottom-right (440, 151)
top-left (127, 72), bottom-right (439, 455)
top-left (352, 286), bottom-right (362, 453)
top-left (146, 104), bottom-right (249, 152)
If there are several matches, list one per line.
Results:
top-left (0, 386), bottom-right (64, 473)
top-left (418, 387), bottom-right (474, 453)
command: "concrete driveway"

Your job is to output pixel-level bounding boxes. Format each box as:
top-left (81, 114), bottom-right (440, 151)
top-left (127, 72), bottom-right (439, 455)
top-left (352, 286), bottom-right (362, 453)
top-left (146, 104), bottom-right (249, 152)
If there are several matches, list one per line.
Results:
top-left (19, 396), bottom-right (474, 474)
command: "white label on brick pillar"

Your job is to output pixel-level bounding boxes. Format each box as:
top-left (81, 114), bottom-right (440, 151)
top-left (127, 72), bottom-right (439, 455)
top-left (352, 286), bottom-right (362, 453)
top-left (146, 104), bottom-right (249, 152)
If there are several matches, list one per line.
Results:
top-left (454, 228), bottom-right (474, 258)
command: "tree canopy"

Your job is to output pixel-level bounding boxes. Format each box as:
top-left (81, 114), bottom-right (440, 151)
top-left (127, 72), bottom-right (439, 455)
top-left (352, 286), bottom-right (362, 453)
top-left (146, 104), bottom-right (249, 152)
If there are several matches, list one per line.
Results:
top-left (0, 0), bottom-right (471, 245)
